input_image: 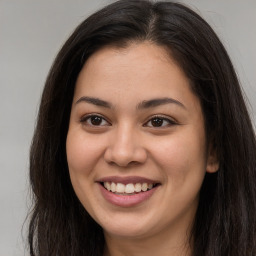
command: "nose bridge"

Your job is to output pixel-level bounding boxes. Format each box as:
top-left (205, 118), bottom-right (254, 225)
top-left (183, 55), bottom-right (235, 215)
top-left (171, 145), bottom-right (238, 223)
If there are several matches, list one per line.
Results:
top-left (104, 122), bottom-right (147, 166)
top-left (112, 123), bottom-right (137, 161)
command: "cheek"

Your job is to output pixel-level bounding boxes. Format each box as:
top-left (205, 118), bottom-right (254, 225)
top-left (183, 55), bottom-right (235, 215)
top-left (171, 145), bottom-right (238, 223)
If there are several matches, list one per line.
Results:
top-left (66, 130), bottom-right (105, 176)
top-left (152, 129), bottom-right (207, 186)
top-left (66, 130), bottom-right (106, 212)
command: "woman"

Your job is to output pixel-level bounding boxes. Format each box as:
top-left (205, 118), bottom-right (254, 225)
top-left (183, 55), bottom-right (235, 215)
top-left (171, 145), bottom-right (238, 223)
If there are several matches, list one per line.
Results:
top-left (28, 0), bottom-right (256, 255)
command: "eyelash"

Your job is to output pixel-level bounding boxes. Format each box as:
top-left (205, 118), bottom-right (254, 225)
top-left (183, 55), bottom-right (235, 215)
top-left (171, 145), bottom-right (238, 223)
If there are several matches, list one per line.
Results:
top-left (143, 115), bottom-right (177, 128)
top-left (80, 114), bottom-right (110, 126)
top-left (80, 114), bottom-right (177, 128)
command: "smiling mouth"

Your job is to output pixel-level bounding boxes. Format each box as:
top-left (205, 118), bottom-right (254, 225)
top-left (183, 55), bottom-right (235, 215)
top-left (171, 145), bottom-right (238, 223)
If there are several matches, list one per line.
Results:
top-left (100, 182), bottom-right (159, 195)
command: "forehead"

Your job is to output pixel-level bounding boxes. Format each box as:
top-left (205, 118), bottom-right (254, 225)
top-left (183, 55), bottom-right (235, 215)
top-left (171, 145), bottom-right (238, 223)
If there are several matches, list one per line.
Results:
top-left (85, 42), bottom-right (173, 68)
top-left (74, 42), bottom-right (193, 101)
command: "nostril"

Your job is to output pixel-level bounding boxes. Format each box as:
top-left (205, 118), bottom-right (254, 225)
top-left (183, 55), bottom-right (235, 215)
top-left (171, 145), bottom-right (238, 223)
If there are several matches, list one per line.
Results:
top-left (107, 160), bottom-right (141, 168)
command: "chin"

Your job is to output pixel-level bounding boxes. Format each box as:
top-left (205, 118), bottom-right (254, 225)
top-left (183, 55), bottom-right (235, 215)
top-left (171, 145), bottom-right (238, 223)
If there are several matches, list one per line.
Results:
top-left (97, 212), bottom-right (158, 239)
top-left (103, 224), bottom-right (151, 239)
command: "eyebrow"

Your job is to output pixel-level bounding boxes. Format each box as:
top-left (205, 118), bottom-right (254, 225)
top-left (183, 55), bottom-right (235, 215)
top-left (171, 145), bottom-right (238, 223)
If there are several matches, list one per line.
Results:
top-left (75, 96), bottom-right (112, 108)
top-left (137, 97), bottom-right (186, 109)
top-left (75, 96), bottom-right (185, 110)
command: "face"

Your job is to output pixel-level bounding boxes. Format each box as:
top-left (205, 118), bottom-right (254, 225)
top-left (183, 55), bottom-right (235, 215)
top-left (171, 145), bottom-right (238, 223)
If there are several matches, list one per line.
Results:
top-left (66, 42), bottom-right (218, 241)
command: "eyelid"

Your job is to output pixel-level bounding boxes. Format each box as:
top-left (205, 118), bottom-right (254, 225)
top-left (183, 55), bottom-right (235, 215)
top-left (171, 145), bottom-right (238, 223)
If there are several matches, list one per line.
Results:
top-left (143, 115), bottom-right (177, 127)
top-left (80, 113), bottom-right (111, 126)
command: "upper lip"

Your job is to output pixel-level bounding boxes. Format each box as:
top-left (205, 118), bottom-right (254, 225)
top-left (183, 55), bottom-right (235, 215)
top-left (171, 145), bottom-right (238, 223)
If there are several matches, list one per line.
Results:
top-left (97, 176), bottom-right (160, 185)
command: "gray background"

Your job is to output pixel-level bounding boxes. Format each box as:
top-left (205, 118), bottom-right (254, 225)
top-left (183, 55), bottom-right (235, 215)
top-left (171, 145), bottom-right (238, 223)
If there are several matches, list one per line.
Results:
top-left (0, 0), bottom-right (255, 255)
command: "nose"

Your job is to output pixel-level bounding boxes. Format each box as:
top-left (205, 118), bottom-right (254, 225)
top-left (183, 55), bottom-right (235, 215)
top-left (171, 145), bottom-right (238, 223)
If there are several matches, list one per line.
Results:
top-left (104, 124), bottom-right (147, 167)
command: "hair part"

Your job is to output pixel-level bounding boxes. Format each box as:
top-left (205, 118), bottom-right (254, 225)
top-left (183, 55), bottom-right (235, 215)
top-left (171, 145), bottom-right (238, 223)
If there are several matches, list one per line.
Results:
top-left (28, 1), bottom-right (256, 255)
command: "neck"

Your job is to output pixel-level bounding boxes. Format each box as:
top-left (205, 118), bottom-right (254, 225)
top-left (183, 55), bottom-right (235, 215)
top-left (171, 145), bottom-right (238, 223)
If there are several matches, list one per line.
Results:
top-left (103, 223), bottom-right (193, 256)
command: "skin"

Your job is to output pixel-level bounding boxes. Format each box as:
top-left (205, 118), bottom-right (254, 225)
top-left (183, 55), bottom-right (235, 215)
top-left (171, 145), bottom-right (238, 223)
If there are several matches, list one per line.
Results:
top-left (66, 42), bottom-right (219, 256)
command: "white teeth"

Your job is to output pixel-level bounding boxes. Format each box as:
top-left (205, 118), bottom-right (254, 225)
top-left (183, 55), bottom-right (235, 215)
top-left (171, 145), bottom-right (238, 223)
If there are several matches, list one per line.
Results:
top-left (103, 182), bottom-right (155, 193)
top-left (141, 183), bottom-right (147, 192)
top-left (116, 183), bottom-right (125, 193)
top-left (110, 182), bottom-right (116, 192)
top-left (125, 183), bottom-right (135, 193)
top-left (105, 182), bottom-right (111, 191)
top-left (134, 183), bottom-right (142, 192)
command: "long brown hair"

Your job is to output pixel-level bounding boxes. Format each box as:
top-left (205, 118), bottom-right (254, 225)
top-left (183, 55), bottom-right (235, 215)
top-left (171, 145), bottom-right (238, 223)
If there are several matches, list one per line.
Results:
top-left (28, 1), bottom-right (256, 255)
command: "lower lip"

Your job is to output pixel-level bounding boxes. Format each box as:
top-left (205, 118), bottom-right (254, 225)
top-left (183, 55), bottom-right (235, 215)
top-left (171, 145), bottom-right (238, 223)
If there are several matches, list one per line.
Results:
top-left (98, 183), bottom-right (158, 207)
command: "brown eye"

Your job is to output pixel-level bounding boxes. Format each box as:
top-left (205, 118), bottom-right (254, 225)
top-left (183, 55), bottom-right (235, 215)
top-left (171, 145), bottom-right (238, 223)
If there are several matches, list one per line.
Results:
top-left (144, 116), bottom-right (176, 128)
top-left (90, 116), bottom-right (103, 125)
top-left (151, 117), bottom-right (164, 127)
top-left (81, 115), bottom-right (110, 126)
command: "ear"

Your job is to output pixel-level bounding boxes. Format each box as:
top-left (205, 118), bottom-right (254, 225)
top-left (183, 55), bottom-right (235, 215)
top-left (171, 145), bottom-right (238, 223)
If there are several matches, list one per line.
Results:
top-left (206, 142), bottom-right (219, 173)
